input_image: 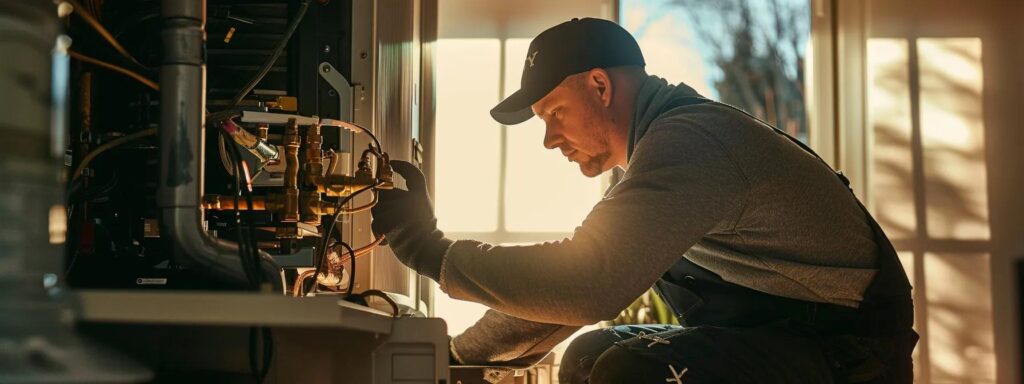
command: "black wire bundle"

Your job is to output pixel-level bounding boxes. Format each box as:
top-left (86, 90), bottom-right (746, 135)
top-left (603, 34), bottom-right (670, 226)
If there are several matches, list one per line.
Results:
top-left (219, 129), bottom-right (273, 383)
top-left (228, 0), bottom-right (314, 108)
top-left (339, 241), bottom-right (356, 296)
top-left (249, 326), bottom-right (273, 383)
top-left (220, 129), bottom-right (262, 289)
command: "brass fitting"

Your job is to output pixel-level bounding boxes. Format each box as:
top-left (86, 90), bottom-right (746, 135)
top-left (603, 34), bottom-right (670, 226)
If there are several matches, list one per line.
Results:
top-left (300, 190), bottom-right (322, 224)
top-left (257, 123), bottom-right (269, 141)
top-left (313, 174), bottom-right (377, 197)
top-left (282, 118), bottom-right (301, 222)
top-left (304, 123), bottom-right (323, 184)
top-left (202, 194), bottom-right (283, 212)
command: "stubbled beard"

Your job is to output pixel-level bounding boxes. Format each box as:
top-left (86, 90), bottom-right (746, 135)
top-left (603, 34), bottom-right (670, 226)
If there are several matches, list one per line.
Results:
top-left (576, 96), bottom-right (612, 177)
top-left (578, 152), bottom-right (609, 177)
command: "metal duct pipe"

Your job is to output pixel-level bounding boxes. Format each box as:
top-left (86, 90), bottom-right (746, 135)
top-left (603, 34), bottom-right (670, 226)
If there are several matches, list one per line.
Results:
top-left (158, 0), bottom-right (282, 291)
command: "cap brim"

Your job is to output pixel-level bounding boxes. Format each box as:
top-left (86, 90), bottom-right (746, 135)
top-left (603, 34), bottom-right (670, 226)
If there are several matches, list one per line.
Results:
top-left (490, 86), bottom-right (549, 125)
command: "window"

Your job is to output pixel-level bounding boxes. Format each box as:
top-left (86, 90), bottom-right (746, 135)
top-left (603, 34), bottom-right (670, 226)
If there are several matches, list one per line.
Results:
top-left (621, 0), bottom-right (811, 141)
top-left (435, 39), bottom-right (607, 244)
top-left (433, 38), bottom-right (608, 335)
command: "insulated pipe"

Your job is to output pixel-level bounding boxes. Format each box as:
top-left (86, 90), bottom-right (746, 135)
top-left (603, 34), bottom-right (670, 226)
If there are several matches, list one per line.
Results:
top-left (158, 0), bottom-right (282, 291)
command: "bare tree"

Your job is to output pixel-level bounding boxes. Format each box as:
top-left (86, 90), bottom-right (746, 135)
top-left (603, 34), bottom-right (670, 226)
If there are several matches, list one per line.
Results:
top-left (675, 0), bottom-right (809, 139)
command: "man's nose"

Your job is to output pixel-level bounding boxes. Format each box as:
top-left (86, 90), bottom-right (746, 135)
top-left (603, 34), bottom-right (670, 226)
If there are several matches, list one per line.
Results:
top-left (542, 125), bottom-right (561, 150)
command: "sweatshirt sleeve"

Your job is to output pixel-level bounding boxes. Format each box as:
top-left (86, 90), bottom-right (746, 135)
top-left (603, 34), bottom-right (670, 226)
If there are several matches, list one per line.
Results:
top-left (451, 310), bottom-right (580, 366)
top-left (439, 120), bottom-right (749, 326)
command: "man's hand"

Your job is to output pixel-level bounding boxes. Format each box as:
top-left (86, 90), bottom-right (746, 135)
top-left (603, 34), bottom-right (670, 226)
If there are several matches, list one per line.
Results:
top-left (371, 160), bottom-right (453, 282)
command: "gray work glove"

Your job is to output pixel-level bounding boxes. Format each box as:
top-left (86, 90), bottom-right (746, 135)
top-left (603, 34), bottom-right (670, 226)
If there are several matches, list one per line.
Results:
top-left (371, 160), bottom-right (452, 282)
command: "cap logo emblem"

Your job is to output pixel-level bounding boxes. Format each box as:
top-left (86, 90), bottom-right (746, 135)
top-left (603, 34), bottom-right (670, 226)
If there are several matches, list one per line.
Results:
top-left (527, 51), bottom-right (539, 67)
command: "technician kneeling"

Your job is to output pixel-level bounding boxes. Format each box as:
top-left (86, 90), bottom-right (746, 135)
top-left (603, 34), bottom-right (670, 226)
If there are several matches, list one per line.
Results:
top-left (372, 18), bottom-right (917, 384)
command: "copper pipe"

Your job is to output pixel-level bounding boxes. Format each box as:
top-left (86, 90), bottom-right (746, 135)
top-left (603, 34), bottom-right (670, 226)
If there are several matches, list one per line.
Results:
top-left (314, 173), bottom-right (377, 197)
top-left (78, 72), bottom-right (92, 215)
top-left (352, 234), bottom-right (385, 257)
top-left (203, 196), bottom-right (266, 210)
top-left (202, 193), bottom-right (366, 217)
top-left (292, 269), bottom-right (316, 297)
top-left (282, 118), bottom-right (300, 222)
top-left (339, 190), bottom-right (378, 213)
top-left (79, 72), bottom-right (92, 151)
top-left (313, 235), bottom-right (386, 292)
top-left (202, 194), bottom-right (350, 216)
top-left (69, 50), bottom-right (159, 91)
top-left (328, 235), bottom-right (384, 270)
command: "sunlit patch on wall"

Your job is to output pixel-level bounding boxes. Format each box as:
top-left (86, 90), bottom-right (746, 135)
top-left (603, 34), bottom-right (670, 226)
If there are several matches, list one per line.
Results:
top-left (918, 38), bottom-right (989, 240)
top-left (925, 252), bottom-right (995, 383)
top-left (868, 38), bottom-right (915, 238)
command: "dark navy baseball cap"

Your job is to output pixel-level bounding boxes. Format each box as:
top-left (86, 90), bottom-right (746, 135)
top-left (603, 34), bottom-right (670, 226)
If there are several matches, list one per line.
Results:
top-left (489, 18), bottom-right (646, 125)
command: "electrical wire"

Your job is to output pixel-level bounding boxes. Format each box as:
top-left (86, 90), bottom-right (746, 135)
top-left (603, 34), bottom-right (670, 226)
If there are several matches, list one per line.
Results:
top-left (348, 289), bottom-right (401, 317)
top-left (229, 0), bottom-right (314, 107)
top-left (69, 51), bottom-right (159, 91)
top-left (310, 184), bottom-right (378, 294)
top-left (249, 326), bottom-right (274, 383)
top-left (321, 118), bottom-right (383, 153)
top-left (339, 242), bottom-right (356, 298)
top-left (350, 234), bottom-right (385, 257)
top-left (293, 234), bottom-right (383, 297)
top-left (329, 189), bottom-right (378, 213)
top-left (66, 0), bottom-right (151, 71)
top-left (72, 128), bottom-right (157, 181)
top-left (225, 132), bottom-right (273, 383)
top-left (224, 133), bottom-right (259, 289)
top-left (240, 160), bottom-right (263, 291)
top-left (325, 119), bottom-right (382, 152)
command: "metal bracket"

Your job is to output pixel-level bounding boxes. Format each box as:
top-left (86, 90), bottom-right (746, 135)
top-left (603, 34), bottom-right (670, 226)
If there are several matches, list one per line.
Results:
top-left (318, 62), bottom-right (354, 156)
top-left (318, 62), bottom-right (354, 126)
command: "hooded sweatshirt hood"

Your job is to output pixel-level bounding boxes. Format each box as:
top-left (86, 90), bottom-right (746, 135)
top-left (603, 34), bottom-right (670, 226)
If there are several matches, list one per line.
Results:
top-left (627, 76), bottom-right (704, 161)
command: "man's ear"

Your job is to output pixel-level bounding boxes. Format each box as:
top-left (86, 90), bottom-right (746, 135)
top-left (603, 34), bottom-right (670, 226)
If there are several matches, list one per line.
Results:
top-left (587, 68), bottom-right (613, 107)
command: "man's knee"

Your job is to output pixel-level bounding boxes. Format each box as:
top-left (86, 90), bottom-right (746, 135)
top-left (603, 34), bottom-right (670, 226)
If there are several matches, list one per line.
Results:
top-left (558, 328), bottom-right (620, 384)
top-left (559, 325), bottom-right (682, 383)
top-left (589, 345), bottom-right (680, 384)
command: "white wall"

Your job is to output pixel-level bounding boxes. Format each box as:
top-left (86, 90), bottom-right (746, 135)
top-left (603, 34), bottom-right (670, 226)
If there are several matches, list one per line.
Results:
top-left (854, 1), bottom-right (1024, 382)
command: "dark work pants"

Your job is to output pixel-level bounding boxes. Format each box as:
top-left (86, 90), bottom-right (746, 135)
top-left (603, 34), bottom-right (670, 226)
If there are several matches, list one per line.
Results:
top-left (559, 324), bottom-right (836, 384)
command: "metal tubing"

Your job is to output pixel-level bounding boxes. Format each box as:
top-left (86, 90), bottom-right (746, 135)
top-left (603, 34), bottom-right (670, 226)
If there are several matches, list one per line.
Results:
top-left (158, 0), bottom-right (282, 291)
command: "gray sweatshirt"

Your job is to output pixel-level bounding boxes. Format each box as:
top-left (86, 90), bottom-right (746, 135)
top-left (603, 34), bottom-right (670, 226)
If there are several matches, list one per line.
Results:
top-left (445, 76), bottom-right (879, 365)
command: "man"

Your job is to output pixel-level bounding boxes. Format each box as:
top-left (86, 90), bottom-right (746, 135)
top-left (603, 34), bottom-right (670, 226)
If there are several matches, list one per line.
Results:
top-left (371, 18), bottom-right (917, 383)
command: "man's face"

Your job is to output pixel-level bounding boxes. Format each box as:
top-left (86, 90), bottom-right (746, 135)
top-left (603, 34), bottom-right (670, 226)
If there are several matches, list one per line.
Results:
top-left (531, 75), bottom-right (617, 178)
